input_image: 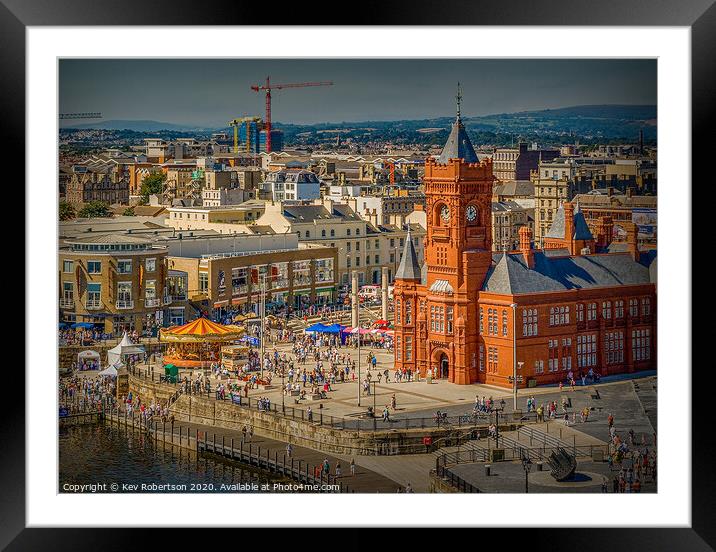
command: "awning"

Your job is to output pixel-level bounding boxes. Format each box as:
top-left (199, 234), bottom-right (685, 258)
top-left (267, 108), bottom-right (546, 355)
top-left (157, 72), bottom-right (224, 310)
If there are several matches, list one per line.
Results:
top-left (213, 300), bottom-right (229, 307)
top-left (315, 286), bottom-right (336, 293)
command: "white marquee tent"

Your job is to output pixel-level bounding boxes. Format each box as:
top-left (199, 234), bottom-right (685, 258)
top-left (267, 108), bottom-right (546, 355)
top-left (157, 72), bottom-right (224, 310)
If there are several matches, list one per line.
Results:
top-left (106, 332), bottom-right (145, 366)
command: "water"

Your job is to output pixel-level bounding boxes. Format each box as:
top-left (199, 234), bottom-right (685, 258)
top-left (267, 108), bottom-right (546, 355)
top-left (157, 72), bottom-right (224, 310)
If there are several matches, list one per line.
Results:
top-left (59, 423), bottom-right (284, 493)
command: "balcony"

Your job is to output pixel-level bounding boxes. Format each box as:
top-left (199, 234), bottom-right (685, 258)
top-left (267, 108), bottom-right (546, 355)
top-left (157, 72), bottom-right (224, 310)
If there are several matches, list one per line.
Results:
top-left (145, 298), bottom-right (161, 308)
top-left (170, 294), bottom-right (187, 302)
top-left (85, 300), bottom-right (102, 310)
top-left (116, 299), bottom-right (134, 310)
top-left (59, 298), bottom-right (75, 309)
top-left (271, 279), bottom-right (290, 289)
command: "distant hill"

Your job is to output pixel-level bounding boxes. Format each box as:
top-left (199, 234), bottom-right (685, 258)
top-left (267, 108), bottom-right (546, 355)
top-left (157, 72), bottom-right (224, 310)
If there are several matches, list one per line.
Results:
top-left (490, 104), bottom-right (656, 121)
top-left (62, 119), bottom-right (203, 132)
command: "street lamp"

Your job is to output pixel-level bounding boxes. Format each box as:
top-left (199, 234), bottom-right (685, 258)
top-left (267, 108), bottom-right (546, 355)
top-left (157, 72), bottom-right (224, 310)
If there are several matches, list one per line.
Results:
top-left (510, 302), bottom-right (518, 410)
top-left (521, 454), bottom-right (533, 493)
top-left (492, 398), bottom-right (506, 449)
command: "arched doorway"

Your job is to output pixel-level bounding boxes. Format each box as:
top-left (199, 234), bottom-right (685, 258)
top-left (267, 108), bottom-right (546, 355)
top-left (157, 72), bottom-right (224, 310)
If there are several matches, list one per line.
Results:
top-left (439, 353), bottom-right (449, 379)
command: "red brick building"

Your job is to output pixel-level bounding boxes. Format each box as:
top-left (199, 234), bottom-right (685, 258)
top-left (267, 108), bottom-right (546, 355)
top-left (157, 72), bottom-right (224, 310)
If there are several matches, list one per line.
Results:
top-left (393, 104), bottom-right (656, 389)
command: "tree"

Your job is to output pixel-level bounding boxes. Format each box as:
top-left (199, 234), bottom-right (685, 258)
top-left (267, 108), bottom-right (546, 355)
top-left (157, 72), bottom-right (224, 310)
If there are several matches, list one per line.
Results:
top-left (122, 207), bottom-right (136, 216)
top-left (78, 200), bottom-right (111, 218)
top-left (140, 173), bottom-right (166, 201)
top-left (59, 201), bottom-right (75, 221)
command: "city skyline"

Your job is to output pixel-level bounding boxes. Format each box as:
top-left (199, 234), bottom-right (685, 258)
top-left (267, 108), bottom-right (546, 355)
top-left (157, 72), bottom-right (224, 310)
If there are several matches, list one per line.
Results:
top-left (59, 59), bottom-right (656, 127)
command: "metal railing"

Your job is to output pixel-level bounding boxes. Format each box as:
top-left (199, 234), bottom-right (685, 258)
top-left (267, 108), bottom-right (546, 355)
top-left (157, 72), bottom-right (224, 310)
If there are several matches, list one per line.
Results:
top-left (60, 298), bottom-right (75, 308)
top-left (85, 300), bottom-right (102, 310)
top-left (145, 298), bottom-right (161, 308)
top-left (434, 462), bottom-right (480, 493)
top-left (128, 365), bottom-right (495, 434)
top-left (116, 299), bottom-right (134, 309)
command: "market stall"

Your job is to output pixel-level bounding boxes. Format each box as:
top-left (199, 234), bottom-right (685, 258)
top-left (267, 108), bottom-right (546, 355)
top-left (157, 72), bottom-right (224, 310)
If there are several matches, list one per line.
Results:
top-left (77, 350), bottom-right (101, 371)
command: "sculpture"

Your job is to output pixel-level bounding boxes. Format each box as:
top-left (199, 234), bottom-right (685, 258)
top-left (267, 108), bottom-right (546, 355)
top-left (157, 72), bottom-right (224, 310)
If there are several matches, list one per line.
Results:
top-left (547, 447), bottom-right (577, 482)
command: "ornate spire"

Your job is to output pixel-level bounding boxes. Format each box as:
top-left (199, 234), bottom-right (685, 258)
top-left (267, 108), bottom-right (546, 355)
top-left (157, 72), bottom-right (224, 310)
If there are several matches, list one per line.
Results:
top-left (395, 228), bottom-right (422, 281)
top-left (456, 82), bottom-right (462, 120)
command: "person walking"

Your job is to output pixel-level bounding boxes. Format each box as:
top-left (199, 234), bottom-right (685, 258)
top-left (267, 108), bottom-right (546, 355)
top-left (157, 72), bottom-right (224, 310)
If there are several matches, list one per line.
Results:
top-left (350, 458), bottom-right (356, 476)
top-left (286, 443), bottom-right (293, 458)
top-left (335, 462), bottom-right (342, 478)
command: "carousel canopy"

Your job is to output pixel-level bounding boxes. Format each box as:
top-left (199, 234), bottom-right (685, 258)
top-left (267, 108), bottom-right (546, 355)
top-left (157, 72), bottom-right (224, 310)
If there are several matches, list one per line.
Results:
top-left (160, 318), bottom-right (246, 343)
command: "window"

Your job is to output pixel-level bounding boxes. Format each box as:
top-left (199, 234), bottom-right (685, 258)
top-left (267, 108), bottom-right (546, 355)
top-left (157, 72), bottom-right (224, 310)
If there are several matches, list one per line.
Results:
top-left (145, 258), bottom-right (156, 272)
top-left (405, 301), bottom-right (412, 324)
top-left (396, 335), bottom-right (401, 360)
top-left (396, 300), bottom-right (401, 324)
top-left (548, 339), bottom-right (559, 372)
top-left (605, 331), bottom-right (624, 364)
top-left (522, 308), bottom-right (538, 336)
top-left (629, 298), bottom-right (639, 317)
top-left (602, 301), bottom-right (612, 319)
top-left (356, 242), bottom-right (360, 251)
top-left (117, 281), bottom-right (132, 303)
top-left (479, 344), bottom-right (485, 372)
top-left (577, 334), bottom-right (597, 368)
top-left (117, 260), bottom-right (132, 274)
top-left (63, 260), bottom-right (74, 273)
top-left (347, 229), bottom-right (351, 236)
top-left (375, 239), bottom-right (380, 249)
top-left (87, 261), bottom-right (102, 274)
top-left (632, 329), bottom-right (651, 361)
top-left (447, 307), bottom-right (454, 334)
top-left (374, 255), bottom-right (380, 264)
top-left (615, 300), bottom-right (624, 318)
top-left (62, 282), bottom-right (73, 301)
top-left (355, 257), bottom-right (360, 267)
top-left (356, 228), bottom-right (360, 236)
top-left (488, 346), bottom-right (499, 374)
top-left (534, 360), bottom-right (544, 374)
top-left (502, 310), bottom-right (508, 336)
top-left (86, 283), bottom-right (101, 307)
top-left (641, 297), bottom-right (651, 316)
top-left (405, 336), bottom-right (413, 361)
top-left (479, 307), bottom-right (484, 335)
top-left (561, 338), bottom-right (572, 370)
top-left (305, 231), bottom-right (310, 238)
top-left (587, 303), bottom-right (597, 321)
top-left (330, 229), bottom-right (335, 237)
top-left (199, 272), bottom-right (208, 292)
top-left (321, 230), bottom-right (326, 237)
top-left (346, 257), bottom-right (352, 268)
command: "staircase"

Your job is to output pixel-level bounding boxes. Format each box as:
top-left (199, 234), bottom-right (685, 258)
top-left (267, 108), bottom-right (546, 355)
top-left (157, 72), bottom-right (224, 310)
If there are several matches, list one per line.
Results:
top-left (632, 377), bottom-right (658, 433)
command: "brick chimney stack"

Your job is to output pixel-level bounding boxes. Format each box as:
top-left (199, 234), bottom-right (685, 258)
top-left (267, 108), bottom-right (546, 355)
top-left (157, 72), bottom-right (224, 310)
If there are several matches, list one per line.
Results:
top-left (563, 201), bottom-right (575, 241)
top-left (626, 222), bottom-right (640, 262)
top-left (518, 225), bottom-right (534, 269)
top-left (595, 215), bottom-right (614, 249)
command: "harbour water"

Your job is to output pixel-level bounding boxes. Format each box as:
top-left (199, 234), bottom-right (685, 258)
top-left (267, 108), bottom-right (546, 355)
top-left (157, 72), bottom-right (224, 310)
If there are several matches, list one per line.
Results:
top-left (59, 423), bottom-right (283, 493)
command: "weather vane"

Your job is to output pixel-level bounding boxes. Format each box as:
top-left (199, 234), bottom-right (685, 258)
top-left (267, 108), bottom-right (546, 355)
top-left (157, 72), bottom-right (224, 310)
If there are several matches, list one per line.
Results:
top-left (456, 82), bottom-right (462, 119)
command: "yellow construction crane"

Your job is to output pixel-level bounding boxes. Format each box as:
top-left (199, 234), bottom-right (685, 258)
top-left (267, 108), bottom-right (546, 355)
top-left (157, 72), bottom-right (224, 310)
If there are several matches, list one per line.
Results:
top-left (228, 117), bottom-right (263, 154)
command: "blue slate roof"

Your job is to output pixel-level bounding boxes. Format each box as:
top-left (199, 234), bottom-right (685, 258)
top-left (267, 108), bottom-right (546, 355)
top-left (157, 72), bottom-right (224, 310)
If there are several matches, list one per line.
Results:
top-left (395, 231), bottom-right (422, 281)
top-left (482, 251), bottom-right (654, 295)
top-left (437, 116), bottom-right (478, 164)
top-left (545, 204), bottom-right (594, 241)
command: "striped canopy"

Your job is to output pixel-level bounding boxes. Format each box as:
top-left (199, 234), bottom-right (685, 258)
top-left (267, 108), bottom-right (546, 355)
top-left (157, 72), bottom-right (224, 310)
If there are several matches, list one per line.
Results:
top-left (160, 318), bottom-right (245, 343)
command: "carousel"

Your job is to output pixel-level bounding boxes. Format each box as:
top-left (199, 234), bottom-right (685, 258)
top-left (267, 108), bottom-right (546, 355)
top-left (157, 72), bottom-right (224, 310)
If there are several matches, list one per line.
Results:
top-left (159, 317), bottom-right (246, 368)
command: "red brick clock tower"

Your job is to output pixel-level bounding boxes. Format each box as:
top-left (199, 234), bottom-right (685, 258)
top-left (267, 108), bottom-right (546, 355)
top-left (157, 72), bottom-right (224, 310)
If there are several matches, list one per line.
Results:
top-left (394, 87), bottom-right (495, 384)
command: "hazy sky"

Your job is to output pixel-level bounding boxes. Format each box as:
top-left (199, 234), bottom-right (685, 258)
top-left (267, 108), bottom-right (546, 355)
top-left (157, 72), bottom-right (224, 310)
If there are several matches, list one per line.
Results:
top-left (59, 59), bottom-right (656, 127)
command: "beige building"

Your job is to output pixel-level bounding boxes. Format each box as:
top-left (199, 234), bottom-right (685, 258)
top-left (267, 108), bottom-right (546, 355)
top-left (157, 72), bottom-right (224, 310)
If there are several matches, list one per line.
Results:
top-left (59, 234), bottom-right (172, 333)
top-left (166, 201), bottom-right (267, 231)
top-left (255, 200), bottom-right (426, 286)
top-left (491, 201), bottom-right (532, 252)
top-left (65, 164), bottom-right (130, 206)
top-left (534, 159), bottom-right (577, 247)
top-left (169, 242), bottom-right (338, 315)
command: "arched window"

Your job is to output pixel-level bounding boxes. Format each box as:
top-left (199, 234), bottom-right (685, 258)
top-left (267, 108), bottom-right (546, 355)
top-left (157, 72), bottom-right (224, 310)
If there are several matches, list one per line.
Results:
top-left (321, 229), bottom-right (326, 237)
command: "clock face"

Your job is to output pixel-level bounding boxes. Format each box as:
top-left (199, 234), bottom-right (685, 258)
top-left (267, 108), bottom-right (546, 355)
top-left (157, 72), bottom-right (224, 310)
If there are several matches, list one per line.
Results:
top-left (466, 205), bottom-right (477, 222)
top-left (440, 206), bottom-right (450, 222)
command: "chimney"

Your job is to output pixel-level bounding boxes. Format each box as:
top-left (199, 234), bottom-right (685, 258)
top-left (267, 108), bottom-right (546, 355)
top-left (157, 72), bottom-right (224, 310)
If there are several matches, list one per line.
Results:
top-left (518, 226), bottom-right (534, 269)
top-left (626, 222), bottom-right (640, 262)
top-left (563, 202), bottom-right (575, 241)
top-left (595, 215), bottom-right (614, 249)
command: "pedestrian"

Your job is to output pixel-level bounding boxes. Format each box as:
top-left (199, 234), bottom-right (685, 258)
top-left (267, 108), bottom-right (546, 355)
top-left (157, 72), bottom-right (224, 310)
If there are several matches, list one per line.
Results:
top-left (350, 458), bottom-right (356, 476)
top-left (405, 482), bottom-right (413, 493)
top-left (335, 462), bottom-right (342, 478)
top-left (286, 443), bottom-right (293, 457)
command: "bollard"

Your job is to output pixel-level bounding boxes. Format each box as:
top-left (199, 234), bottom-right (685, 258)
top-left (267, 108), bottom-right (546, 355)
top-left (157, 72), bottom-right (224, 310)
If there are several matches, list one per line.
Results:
top-left (485, 464), bottom-right (491, 477)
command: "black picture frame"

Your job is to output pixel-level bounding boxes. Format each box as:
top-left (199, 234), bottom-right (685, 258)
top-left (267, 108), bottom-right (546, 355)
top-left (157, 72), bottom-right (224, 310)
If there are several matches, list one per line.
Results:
top-left (5, 0), bottom-right (710, 548)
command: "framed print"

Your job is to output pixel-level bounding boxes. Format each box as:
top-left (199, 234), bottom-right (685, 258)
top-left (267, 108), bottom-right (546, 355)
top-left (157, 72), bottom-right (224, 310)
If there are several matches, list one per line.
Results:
top-left (5, 0), bottom-right (711, 547)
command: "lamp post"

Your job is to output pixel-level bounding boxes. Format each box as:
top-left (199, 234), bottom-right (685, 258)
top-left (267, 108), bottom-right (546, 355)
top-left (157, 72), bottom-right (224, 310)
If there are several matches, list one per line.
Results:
top-left (510, 302), bottom-right (518, 410)
top-left (260, 273), bottom-right (266, 380)
top-left (522, 454), bottom-right (533, 493)
top-left (492, 398), bottom-right (506, 449)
